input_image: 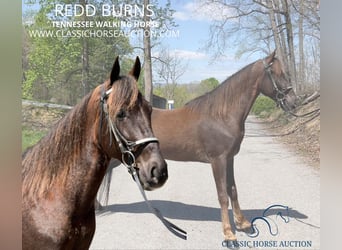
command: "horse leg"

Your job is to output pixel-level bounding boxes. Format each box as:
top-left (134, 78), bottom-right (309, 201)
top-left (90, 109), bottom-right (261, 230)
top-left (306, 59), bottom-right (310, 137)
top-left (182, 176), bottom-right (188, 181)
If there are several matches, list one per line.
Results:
top-left (211, 156), bottom-right (236, 241)
top-left (226, 157), bottom-right (251, 231)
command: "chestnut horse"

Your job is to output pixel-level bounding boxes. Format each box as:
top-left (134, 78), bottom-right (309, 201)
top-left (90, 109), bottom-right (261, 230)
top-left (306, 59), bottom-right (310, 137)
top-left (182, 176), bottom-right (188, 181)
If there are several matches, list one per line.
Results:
top-left (99, 51), bottom-right (297, 241)
top-left (22, 57), bottom-right (167, 249)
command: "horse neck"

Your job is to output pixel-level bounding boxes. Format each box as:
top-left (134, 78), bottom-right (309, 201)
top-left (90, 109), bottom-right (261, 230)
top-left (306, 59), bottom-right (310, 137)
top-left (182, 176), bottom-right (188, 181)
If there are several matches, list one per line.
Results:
top-left (64, 88), bottom-right (113, 211)
top-left (210, 62), bottom-right (262, 125)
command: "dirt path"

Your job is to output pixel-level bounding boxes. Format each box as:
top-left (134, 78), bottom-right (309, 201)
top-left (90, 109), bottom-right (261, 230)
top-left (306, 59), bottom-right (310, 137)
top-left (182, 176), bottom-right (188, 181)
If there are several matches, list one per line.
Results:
top-left (90, 116), bottom-right (320, 250)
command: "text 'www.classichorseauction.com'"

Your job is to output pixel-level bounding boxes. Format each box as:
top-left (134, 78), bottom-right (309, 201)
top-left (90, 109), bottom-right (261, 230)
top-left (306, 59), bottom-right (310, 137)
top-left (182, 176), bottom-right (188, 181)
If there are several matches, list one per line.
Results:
top-left (26, 3), bottom-right (180, 38)
top-left (28, 21), bottom-right (180, 38)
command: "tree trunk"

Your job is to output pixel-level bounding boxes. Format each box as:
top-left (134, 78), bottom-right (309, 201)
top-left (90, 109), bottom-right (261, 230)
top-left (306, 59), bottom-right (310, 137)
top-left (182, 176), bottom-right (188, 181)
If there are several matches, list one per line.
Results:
top-left (268, 0), bottom-right (286, 70)
top-left (282, 0), bottom-right (297, 90)
top-left (82, 38), bottom-right (90, 96)
top-left (298, 0), bottom-right (305, 93)
top-left (81, 0), bottom-right (90, 96)
top-left (273, 0), bottom-right (289, 71)
top-left (143, 0), bottom-right (153, 104)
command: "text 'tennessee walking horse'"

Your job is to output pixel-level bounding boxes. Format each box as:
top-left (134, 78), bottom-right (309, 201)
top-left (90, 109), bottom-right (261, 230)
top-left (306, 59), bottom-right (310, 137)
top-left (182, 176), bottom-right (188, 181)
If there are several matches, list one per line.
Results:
top-left (22, 57), bottom-right (167, 249)
top-left (152, 51), bottom-right (297, 241)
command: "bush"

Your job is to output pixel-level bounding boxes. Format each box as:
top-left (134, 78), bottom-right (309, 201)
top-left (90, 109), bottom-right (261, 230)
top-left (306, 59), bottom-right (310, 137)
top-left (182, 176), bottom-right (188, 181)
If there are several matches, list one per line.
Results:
top-left (251, 95), bottom-right (277, 117)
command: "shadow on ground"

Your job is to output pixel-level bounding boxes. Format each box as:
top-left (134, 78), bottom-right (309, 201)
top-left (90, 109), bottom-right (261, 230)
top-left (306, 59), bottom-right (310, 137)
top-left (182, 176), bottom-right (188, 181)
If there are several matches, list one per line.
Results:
top-left (96, 200), bottom-right (308, 224)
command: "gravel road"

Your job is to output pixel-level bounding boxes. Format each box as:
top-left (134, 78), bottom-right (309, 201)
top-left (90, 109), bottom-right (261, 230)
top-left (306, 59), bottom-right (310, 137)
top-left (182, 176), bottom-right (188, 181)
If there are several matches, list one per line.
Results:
top-left (90, 116), bottom-right (320, 250)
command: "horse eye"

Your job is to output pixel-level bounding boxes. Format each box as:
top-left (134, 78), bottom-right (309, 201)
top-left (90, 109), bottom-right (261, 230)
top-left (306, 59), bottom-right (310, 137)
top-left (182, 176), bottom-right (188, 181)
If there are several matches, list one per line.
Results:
top-left (117, 109), bottom-right (126, 120)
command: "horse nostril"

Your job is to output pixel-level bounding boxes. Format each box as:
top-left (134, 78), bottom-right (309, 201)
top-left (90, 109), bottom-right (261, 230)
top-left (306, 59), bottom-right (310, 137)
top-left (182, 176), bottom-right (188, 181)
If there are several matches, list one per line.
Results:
top-left (151, 166), bottom-right (158, 179)
top-left (150, 162), bottom-right (168, 186)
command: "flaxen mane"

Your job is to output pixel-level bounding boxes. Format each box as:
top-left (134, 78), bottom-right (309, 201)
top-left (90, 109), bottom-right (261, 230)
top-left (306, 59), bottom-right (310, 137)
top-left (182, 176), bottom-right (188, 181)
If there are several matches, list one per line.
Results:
top-left (185, 61), bottom-right (259, 118)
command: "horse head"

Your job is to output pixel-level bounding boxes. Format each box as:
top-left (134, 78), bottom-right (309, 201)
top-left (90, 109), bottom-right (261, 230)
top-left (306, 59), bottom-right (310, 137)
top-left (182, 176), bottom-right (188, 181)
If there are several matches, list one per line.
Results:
top-left (100, 57), bottom-right (168, 190)
top-left (259, 51), bottom-right (297, 111)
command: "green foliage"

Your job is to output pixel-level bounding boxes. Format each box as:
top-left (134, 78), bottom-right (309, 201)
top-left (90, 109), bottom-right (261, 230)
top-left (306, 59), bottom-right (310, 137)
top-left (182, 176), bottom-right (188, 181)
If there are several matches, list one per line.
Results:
top-left (199, 77), bottom-right (219, 95)
top-left (22, 128), bottom-right (46, 152)
top-left (173, 85), bottom-right (189, 108)
top-left (22, 0), bottom-right (179, 105)
top-left (22, 0), bottom-right (132, 104)
top-left (153, 77), bottom-right (220, 108)
top-left (251, 95), bottom-right (277, 117)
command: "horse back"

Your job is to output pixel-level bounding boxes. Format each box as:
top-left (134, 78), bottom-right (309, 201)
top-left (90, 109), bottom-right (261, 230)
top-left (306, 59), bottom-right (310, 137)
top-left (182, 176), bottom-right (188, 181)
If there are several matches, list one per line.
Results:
top-left (152, 108), bottom-right (243, 162)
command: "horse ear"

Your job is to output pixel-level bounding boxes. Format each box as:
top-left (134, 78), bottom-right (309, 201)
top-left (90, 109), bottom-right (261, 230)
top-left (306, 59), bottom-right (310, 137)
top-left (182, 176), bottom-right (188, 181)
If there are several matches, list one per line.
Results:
top-left (265, 50), bottom-right (276, 65)
top-left (129, 56), bottom-right (141, 81)
top-left (110, 56), bottom-right (120, 85)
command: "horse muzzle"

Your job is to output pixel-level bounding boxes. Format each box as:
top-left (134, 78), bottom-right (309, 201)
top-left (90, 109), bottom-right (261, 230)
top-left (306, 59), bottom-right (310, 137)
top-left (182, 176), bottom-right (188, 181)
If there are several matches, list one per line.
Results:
top-left (139, 158), bottom-right (168, 191)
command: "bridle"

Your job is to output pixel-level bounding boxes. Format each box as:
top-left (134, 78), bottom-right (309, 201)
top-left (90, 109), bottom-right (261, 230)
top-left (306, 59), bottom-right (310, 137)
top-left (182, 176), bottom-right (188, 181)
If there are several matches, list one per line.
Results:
top-left (262, 60), bottom-right (320, 118)
top-left (263, 59), bottom-right (293, 110)
top-left (99, 86), bottom-right (187, 240)
top-left (100, 87), bottom-right (158, 170)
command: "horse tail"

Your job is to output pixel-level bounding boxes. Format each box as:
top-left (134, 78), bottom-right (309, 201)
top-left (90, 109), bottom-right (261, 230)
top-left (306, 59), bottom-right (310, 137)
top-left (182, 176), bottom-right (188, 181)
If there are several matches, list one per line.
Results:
top-left (96, 159), bottom-right (121, 209)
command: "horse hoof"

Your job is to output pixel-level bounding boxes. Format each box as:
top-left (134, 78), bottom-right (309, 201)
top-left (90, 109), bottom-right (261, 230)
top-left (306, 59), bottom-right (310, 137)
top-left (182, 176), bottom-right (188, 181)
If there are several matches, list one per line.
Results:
top-left (235, 220), bottom-right (252, 232)
top-left (240, 226), bottom-right (254, 235)
top-left (222, 239), bottom-right (240, 249)
top-left (224, 232), bottom-right (237, 242)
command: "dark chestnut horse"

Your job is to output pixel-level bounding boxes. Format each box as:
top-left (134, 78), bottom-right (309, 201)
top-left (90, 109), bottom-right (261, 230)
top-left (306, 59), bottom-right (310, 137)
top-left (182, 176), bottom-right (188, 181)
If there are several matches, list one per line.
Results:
top-left (22, 57), bottom-right (168, 249)
top-left (152, 51), bottom-right (296, 241)
top-left (98, 51), bottom-right (297, 241)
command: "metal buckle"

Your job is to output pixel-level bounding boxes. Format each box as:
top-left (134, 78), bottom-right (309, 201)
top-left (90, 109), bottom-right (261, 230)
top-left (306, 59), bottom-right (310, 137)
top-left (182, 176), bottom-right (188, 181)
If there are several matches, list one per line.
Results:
top-left (276, 91), bottom-right (285, 101)
top-left (122, 150), bottom-right (136, 169)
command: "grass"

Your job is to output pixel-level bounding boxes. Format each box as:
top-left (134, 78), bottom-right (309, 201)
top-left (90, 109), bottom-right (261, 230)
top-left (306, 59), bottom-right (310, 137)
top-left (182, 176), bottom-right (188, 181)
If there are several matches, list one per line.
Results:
top-left (22, 128), bottom-right (46, 152)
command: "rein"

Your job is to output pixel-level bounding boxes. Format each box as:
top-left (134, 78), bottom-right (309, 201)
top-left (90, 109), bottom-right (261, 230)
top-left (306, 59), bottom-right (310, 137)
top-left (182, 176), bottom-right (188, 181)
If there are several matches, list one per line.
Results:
top-left (99, 86), bottom-right (187, 240)
top-left (122, 160), bottom-right (187, 240)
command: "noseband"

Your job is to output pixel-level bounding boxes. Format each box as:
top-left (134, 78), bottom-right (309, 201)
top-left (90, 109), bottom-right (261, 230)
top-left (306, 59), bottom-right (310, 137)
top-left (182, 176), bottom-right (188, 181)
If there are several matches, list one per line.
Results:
top-left (100, 87), bottom-right (158, 170)
top-left (263, 60), bottom-right (293, 109)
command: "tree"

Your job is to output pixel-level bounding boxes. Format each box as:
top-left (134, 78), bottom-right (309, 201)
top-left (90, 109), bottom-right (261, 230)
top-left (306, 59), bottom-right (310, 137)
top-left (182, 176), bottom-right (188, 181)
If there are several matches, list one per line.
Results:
top-left (143, 0), bottom-right (153, 103)
top-left (281, 0), bottom-right (297, 85)
top-left (154, 76), bottom-right (220, 108)
top-left (199, 77), bottom-right (219, 95)
top-left (80, 0), bottom-right (90, 96)
top-left (198, 0), bottom-right (320, 92)
top-left (257, 0), bottom-right (297, 87)
top-left (122, 0), bottom-right (177, 104)
top-left (23, 0), bottom-right (132, 104)
top-left (154, 47), bottom-right (188, 101)
top-left (297, 0), bottom-right (305, 91)
top-left (266, 0), bottom-right (286, 71)
top-left (291, 0), bottom-right (320, 90)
